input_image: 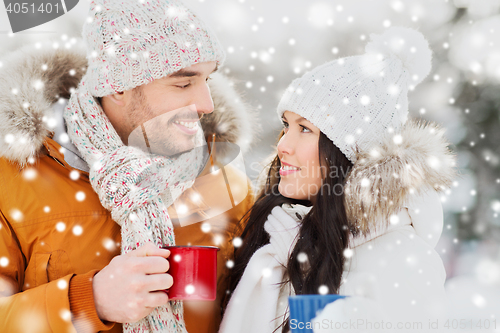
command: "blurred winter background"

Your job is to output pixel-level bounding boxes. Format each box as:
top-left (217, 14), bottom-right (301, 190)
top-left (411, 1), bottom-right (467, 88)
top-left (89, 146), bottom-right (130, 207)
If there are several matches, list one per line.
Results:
top-left (1, 0), bottom-right (500, 330)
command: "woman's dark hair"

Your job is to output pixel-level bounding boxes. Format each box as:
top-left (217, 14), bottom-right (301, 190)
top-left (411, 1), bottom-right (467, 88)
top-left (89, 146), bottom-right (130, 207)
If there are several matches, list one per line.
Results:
top-left (222, 131), bottom-right (354, 332)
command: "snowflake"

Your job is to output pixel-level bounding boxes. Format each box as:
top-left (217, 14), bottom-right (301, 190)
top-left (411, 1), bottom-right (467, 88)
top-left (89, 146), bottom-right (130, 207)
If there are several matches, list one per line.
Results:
top-left (213, 234), bottom-right (223, 245)
top-left (318, 285), bottom-right (329, 295)
top-left (72, 225), bottom-right (83, 236)
top-left (472, 294), bottom-right (487, 308)
top-left (176, 205), bottom-right (188, 215)
top-left (297, 252), bottom-right (308, 263)
top-left (60, 309), bottom-right (71, 322)
top-left (56, 222), bottom-right (66, 232)
top-left (360, 95), bottom-right (370, 105)
top-left (343, 248), bottom-right (353, 258)
top-left (345, 135), bottom-right (355, 145)
top-left (32, 79), bottom-right (44, 90)
top-left (185, 284), bottom-right (195, 294)
top-left (10, 209), bottom-right (23, 222)
top-left (387, 84), bottom-right (400, 96)
top-left (233, 237), bottom-right (243, 248)
top-left (361, 178), bottom-right (370, 187)
top-left (22, 168), bottom-right (37, 181)
top-left (201, 222), bottom-right (211, 233)
top-left (491, 200), bottom-right (500, 212)
top-left (103, 238), bottom-right (116, 251)
top-left (69, 170), bottom-right (80, 181)
top-left (0, 257), bottom-right (9, 267)
top-left (262, 268), bottom-right (272, 278)
top-left (75, 191), bottom-right (86, 201)
top-left (57, 280), bottom-right (68, 290)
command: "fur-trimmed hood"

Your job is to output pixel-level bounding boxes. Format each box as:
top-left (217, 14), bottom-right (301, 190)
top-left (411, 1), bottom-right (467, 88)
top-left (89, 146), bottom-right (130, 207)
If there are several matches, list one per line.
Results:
top-left (0, 42), bottom-right (255, 165)
top-left (345, 119), bottom-right (456, 236)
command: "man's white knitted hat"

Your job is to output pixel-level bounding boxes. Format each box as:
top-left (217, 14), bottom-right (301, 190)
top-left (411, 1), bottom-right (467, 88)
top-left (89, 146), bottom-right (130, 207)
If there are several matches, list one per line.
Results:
top-left (277, 27), bottom-right (432, 163)
top-left (83, 0), bottom-right (225, 97)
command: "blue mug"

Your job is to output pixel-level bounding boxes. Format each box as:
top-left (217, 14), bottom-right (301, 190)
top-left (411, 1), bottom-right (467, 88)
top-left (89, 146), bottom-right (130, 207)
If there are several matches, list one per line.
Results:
top-left (289, 294), bottom-right (347, 333)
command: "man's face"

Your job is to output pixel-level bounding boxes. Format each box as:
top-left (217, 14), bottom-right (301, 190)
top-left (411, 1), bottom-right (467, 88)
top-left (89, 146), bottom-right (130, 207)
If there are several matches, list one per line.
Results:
top-left (102, 61), bottom-right (217, 156)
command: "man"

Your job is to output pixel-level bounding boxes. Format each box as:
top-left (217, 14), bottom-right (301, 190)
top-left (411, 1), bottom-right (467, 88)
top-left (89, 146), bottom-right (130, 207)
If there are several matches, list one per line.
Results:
top-left (0, 0), bottom-right (254, 332)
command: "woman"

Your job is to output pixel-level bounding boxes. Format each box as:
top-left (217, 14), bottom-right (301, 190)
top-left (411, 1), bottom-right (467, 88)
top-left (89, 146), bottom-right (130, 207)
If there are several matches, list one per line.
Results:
top-left (220, 27), bottom-right (456, 333)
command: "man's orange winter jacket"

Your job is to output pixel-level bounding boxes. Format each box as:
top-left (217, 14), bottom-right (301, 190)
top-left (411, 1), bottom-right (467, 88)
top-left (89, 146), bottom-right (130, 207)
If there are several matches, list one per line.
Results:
top-left (0, 137), bottom-right (253, 333)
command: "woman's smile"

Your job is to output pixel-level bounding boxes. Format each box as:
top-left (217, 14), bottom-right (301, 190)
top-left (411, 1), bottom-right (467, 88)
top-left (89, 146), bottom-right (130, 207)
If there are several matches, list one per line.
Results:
top-left (279, 161), bottom-right (301, 176)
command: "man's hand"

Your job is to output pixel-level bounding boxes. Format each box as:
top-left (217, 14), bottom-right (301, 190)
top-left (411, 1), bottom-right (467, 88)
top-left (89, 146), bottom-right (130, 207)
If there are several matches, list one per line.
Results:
top-left (92, 242), bottom-right (173, 323)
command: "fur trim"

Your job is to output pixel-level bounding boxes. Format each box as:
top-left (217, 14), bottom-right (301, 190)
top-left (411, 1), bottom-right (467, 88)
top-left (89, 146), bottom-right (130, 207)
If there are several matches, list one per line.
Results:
top-left (344, 119), bottom-right (457, 236)
top-left (0, 43), bottom-right (255, 166)
top-left (0, 43), bottom-right (87, 166)
top-left (203, 72), bottom-right (256, 157)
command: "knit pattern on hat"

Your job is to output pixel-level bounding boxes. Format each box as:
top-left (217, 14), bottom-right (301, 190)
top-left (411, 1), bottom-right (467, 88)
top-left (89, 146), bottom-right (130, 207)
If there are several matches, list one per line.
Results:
top-left (64, 75), bottom-right (206, 332)
top-left (277, 27), bottom-right (432, 163)
top-left (83, 0), bottom-right (225, 97)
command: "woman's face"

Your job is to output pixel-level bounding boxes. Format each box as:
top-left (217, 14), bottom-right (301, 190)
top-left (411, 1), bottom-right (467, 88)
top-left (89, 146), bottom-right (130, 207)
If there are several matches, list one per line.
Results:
top-left (277, 111), bottom-right (324, 203)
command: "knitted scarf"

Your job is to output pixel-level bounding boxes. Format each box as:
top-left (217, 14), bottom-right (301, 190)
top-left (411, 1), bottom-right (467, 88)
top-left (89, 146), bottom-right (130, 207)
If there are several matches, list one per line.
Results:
top-left (64, 76), bottom-right (206, 332)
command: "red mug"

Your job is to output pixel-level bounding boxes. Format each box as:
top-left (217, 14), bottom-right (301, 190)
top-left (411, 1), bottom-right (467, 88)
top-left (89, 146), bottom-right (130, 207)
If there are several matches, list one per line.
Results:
top-left (163, 245), bottom-right (219, 301)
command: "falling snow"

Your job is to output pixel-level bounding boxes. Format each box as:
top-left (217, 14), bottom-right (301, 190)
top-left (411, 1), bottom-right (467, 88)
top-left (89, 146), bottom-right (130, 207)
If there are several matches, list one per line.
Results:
top-left (232, 237), bottom-right (243, 248)
top-left (0, 257), bottom-right (9, 267)
top-left (0, 0), bottom-right (498, 325)
top-left (57, 280), bottom-right (68, 290)
top-left (56, 222), bottom-right (66, 232)
top-left (75, 191), bottom-right (86, 201)
top-left (318, 285), bottom-right (329, 295)
top-left (72, 225), bottom-right (83, 236)
top-left (9, 209), bottom-right (23, 222)
top-left (201, 222), bottom-right (211, 233)
top-left (69, 170), bottom-right (80, 181)
top-left (297, 252), bottom-right (308, 263)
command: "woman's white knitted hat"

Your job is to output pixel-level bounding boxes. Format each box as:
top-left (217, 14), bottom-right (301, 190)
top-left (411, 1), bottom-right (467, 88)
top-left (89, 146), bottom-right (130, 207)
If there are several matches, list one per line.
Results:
top-left (83, 0), bottom-right (225, 97)
top-left (277, 27), bottom-right (432, 163)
